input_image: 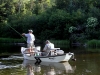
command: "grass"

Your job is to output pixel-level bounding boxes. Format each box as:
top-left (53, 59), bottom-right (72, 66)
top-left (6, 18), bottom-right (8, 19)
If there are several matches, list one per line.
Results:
top-left (50, 40), bottom-right (70, 48)
top-left (0, 38), bottom-right (25, 43)
top-left (86, 39), bottom-right (100, 52)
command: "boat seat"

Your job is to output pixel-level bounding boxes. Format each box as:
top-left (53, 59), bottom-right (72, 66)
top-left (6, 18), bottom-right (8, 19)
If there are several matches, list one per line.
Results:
top-left (34, 46), bottom-right (41, 51)
top-left (51, 49), bottom-right (64, 55)
top-left (46, 48), bottom-right (61, 56)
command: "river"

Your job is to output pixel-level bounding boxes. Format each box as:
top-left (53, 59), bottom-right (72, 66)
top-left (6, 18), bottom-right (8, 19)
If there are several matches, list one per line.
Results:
top-left (0, 44), bottom-right (100, 75)
top-left (0, 50), bottom-right (100, 75)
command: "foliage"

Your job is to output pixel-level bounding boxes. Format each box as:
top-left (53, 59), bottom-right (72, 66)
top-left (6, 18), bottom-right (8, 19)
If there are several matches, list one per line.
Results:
top-left (86, 17), bottom-right (98, 27)
top-left (85, 17), bottom-right (98, 39)
top-left (87, 39), bottom-right (100, 49)
top-left (86, 39), bottom-right (100, 52)
top-left (0, 38), bottom-right (25, 43)
top-left (69, 26), bottom-right (77, 33)
top-left (50, 40), bottom-right (70, 48)
top-left (0, 0), bottom-right (100, 45)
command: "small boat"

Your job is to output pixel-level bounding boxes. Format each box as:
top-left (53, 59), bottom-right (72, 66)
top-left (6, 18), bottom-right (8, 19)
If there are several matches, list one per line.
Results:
top-left (21, 46), bottom-right (75, 62)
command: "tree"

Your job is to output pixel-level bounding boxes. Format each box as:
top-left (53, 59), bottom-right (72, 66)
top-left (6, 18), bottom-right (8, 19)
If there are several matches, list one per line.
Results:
top-left (85, 17), bottom-right (98, 39)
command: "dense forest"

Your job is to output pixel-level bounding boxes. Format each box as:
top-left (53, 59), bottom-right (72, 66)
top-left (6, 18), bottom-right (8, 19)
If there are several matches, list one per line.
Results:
top-left (0, 0), bottom-right (100, 43)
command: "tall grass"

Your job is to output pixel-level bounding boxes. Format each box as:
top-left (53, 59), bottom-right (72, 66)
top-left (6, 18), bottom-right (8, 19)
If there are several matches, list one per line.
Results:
top-left (0, 38), bottom-right (70, 48)
top-left (50, 40), bottom-right (70, 48)
top-left (86, 39), bottom-right (100, 52)
top-left (0, 38), bottom-right (25, 43)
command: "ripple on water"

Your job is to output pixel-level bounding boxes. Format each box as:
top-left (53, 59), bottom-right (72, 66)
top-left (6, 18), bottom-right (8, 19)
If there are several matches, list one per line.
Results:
top-left (0, 55), bottom-right (23, 70)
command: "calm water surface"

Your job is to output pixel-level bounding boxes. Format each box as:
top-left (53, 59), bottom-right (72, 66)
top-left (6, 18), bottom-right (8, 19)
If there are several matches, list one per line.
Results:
top-left (0, 53), bottom-right (100, 75)
top-left (72, 53), bottom-right (100, 75)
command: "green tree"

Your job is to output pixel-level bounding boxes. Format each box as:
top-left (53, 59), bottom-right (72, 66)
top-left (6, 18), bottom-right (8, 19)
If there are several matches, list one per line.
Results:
top-left (85, 17), bottom-right (98, 39)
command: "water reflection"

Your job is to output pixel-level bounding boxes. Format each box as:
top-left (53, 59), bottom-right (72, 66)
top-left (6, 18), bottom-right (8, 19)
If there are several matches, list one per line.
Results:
top-left (1, 52), bottom-right (100, 75)
top-left (26, 64), bottom-right (34, 75)
top-left (22, 59), bottom-right (76, 75)
top-left (43, 67), bottom-right (56, 75)
top-left (1, 53), bottom-right (100, 75)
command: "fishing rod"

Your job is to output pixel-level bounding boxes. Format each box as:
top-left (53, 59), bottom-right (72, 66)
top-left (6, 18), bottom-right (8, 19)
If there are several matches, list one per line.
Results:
top-left (7, 24), bottom-right (27, 42)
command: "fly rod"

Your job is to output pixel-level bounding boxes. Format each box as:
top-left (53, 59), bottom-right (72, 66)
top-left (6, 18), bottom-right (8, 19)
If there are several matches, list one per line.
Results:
top-left (7, 24), bottom-right (26, 42)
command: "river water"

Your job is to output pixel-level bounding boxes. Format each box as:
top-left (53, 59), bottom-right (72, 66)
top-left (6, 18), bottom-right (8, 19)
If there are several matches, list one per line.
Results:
top-left (0, 52), bottom-right (100, 75)
top-left (0, 44), bottom-right (100, 75)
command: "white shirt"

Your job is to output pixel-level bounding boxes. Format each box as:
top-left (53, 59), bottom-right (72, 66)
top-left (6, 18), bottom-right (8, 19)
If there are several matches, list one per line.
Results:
top-left (43, 43), bottom-right (54, 51)
top-left (25, 33), bottom-right (35, 44)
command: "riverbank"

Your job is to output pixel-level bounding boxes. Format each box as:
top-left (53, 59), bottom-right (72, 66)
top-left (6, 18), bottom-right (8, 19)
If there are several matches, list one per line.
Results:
top-left (0, 53), bottom-right (22, 58)
top-left (1, 38), bottom-right (100, 53)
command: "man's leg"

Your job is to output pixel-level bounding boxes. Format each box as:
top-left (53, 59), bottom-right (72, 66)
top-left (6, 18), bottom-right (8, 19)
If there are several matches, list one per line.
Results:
top-left (27, 43), bottom-right (33, 56)
top-left (30, 43), bottom-right (35, 53)
top-left (30, 43), bottom-right (36, 55)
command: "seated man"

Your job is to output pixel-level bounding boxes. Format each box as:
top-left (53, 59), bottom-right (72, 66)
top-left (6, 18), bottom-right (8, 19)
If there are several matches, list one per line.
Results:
top-left (42, 40), bottom-right (55, 56)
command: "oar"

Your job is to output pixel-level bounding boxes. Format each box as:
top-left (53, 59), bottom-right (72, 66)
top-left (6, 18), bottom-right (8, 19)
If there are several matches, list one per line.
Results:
top-left (7, 24), bottom-right (26, 42)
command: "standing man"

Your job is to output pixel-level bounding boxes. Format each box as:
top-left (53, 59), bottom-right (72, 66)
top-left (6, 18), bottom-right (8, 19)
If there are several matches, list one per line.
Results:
top-left (22, 29), bottom-right (35, 54)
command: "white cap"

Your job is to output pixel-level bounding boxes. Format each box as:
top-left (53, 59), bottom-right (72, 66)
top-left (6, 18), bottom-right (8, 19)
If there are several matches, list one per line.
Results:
top-left (28, 30), bottom-right (33, 32)
top-left (46, 40), bottom-right (50, 43)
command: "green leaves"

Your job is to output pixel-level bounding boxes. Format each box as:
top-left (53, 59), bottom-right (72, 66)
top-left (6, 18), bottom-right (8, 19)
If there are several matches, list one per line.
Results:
top-left (69, 26), bottom-right (77, 33)
top-left (86, 17), bottom-right (98, 27)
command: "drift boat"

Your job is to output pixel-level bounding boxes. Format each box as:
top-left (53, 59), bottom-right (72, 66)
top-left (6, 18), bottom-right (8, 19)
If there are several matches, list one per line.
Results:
top-left (21, 46), bottom-right (75, 62)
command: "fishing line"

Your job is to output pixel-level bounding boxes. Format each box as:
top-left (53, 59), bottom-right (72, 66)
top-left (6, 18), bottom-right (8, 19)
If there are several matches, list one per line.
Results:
top-left (7, 24), bottom-right (27, 42)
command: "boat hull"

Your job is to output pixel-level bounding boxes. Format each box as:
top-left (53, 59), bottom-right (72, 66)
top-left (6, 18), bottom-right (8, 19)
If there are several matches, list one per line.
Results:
top-left (35, 53), bottom-right (72, 62)
top-left (21, 47), bottom-right (74, 62)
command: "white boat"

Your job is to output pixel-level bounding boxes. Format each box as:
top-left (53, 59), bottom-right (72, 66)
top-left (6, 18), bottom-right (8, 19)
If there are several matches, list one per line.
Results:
top-left (21, 46), bottom-right (75, 62)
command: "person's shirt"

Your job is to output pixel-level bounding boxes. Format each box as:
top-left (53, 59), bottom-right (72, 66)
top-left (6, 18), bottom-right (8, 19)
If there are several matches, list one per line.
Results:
top-left (43, 43), bottom-right (54, 51)
top-left (25, 33), bottom-right (35, 44)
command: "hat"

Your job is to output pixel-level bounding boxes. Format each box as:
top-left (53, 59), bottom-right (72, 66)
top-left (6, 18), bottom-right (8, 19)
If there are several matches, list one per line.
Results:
top-left (28, 30), bottom-right (33, 32)
top-left (46, 40), bottom-right (50, 43)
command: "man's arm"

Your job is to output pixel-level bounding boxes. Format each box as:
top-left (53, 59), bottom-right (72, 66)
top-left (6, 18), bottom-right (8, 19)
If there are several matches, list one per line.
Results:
top-left (22, 33), bottom-right (25, 36)
top-left (43, 45), bottom-right (47, 51)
